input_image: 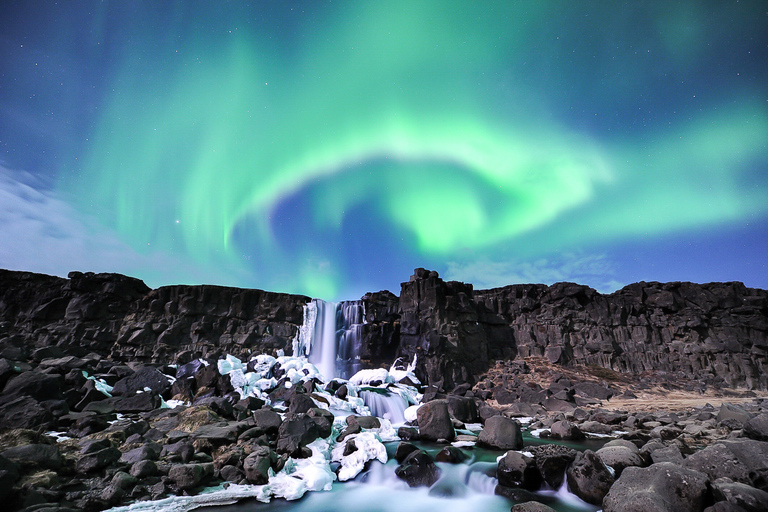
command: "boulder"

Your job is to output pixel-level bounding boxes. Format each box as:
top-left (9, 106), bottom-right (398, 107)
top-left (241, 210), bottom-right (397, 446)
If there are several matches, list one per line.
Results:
top-left (2, 371), bottom-right (62, 401)
top-left (510, 503), bottom-right (558, 512)
top-left (1, 444), bottom-right (61, 470)
top-left (711, 478), bottom-right (768, 512)
top-left (252, 409), bottom-right (283, 434)
top-left (549, 420), bottom-right (585, 441)
top-left (566, 449), bottom-right (614, 505)
top-left (603, 462), bottom-right (709, 512)
top-left (168, 463), bottom-right (214, 490)
top-left (477, 416), bottom-right (523, 450)
top-left (243, 446), bottom-right (274, 484)
top-left (684, 440), bottom-right (768, 491)
top-left (276, 414), bottom-right (320, 456)
top-left (0, 396), bottom-right (53, 429)
top-left (395, 450), bottom-right (440, 487)
top-left (596, 444), bottom-right (645, 477)
top-left (112, 366), bottom-right (171, 397)
top-left (717, 403), bottom-right (753, 427)
top-left (528, 444), bottom-right (577, 488)
top-left (76, 447), bottom-right (121, 473)
top-left (416, 400), bottom-right (455, 442)
top-left (497, 450), bottom-right (541, 490)
top-left (434, 446), bottom-right (467, 463)
top-left (394, 442), bottom-right (419, 463)
top-left (744, 413), bottom-right (768, 441)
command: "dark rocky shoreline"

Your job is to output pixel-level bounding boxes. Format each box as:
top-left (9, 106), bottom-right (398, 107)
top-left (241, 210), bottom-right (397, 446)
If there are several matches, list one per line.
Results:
top-left (1, 268), bottom-right (767, 512)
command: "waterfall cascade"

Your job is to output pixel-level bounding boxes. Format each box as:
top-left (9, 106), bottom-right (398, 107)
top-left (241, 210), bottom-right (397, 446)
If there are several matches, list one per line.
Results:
top-left (294, 299), bottom-right (365, 381)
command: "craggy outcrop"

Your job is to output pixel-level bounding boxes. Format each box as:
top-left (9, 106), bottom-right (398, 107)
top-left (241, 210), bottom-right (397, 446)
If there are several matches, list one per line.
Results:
top-left (1, 267), bottom-right (767, 391)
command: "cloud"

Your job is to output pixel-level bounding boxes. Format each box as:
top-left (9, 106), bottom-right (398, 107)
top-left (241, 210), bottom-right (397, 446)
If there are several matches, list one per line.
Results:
top-left (0, 166), bottom-right (248, 288)
top-left (445, 252), bottom-right (625, 293)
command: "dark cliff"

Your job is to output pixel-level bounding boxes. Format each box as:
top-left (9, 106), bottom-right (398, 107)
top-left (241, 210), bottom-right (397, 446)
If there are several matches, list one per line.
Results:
top-left (1, 268), bottom-right (766, 391)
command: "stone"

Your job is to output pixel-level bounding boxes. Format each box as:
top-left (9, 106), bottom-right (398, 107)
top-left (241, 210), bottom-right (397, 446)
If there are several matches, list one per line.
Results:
top-left (434, 446), bottom-right (467, 463)
top-left (603, 462), bottom-right (709, 512)
top-left (717, 403), bottom-right (753, 427)
top-left (744, 413), bottom-right (768, 441)
top-left (596, 444), bottom-right (645, 477)
top-left (510, 501), bottom-right (558, 512)
top-left (416, 399), bottom-right (455, 442)
top-left (168, 463), bottom-right (214, 490)
top-left (112, 366), bottom-right (171, 397)
top-left (684, 440), bottom-right (768, 491)
top-left (497, 450), bottom-right (541, 490)
top-left (252, 409), bottom-right (283, 434)
top-left (711, 478), bottom-right (768, 512)
top-left (2, 371), bottom-right (62, 401)
top-left (549, 420), bottom-right (585, 441)
top-left (276, 414), bottom-right (320, 456)
top-left (528, 444), bottom-right (577, 489)
top-left (0, 396), bottom-right (53, 429)
top-left (76, 447), bottom-right (121, 473)
top-left (477, 416), bottom-right (523, 450)
top-left (650, 444), bottom-right (684, 464)
top-left (1, 444), bottom-right (61, 470)
top-left (394, 450), bottom-right (440, 487)
top-left (394, 442), bottom-right (419, 463)
top-left (113, 392), bottom-right (160, 412)
top-left (243, 447), bottom-right (273, 484)
top-left (566, 449), bottom-right (614, 505)
top-left (130, 459), bottom-right (158, 478)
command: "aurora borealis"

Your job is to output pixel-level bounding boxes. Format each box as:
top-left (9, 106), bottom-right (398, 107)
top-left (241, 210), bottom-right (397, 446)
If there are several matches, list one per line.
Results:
top-left (1, 1), bottom-right (767, 299)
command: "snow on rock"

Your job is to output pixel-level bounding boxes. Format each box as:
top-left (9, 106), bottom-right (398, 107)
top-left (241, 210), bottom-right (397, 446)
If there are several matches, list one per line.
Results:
top-left (404, 404), bottom-right (421, 423)
top-left (349, 368), bottom-right (393, 386)
top-left (332, 431), bottom-right (388, 481)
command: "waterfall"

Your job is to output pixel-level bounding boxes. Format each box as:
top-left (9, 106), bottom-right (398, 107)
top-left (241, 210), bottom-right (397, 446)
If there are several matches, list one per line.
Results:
top-left (359, 389), bottom-right (408, 425)
top-left (336, 301), bottom-right (365, 380)
top-left (294, 299), bottom-right (366, 381)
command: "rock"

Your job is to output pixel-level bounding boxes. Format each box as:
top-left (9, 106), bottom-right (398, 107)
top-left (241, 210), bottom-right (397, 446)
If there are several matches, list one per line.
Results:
top-left (346, 415), bottom-right (381, 429)
top-left (0, 396), bottom-right (53, 429)
top-left (497, 450), bottom-right (541, 490)
top-left (276, 414), bottom-right (320, 456)
top-left (477, 416), bottom-right (523, 451)
top-left (573, 381), bottom-right (614, 400)
top-left (162, 440), bottom-right (195, 463)
top-left (744, 413), bottom-right (768, 441)
top-left (243, 447), bottom-right (274, 484)
top-left (528, 444), bottom-right (577, 488)
top-left (130, 459), bottom-right (158, 478)
top-left (168, 463), bottom-right (214, 490)
top-left (112, 366), bottom-right (172, 397)
top-left (711, 478), bottom-right (768, 512)
top-left (192, 424), bottom-right (240, 444)
top-left (434, 446), bottom-right (467, 463)
top-left (549, 420), bottom-right (585, 441)
top-left (566, 449), bottom-right (614, 505)
top-left (394, 442), bottom-right (419, 463)
top-left (1, 444), bottom-right (61, 470)
top-left (596, 445), bottom-right (645, 477)
top-left (650, 444), bottom-right (684, 464)
top-left (2, 371), bottom-right (62, 401)
top-left (510, 502), bottom-right (558, 512)
top-left (120, 443), bottom-right (162, 464)
top-left (76, 447), bottom-right (121, 473)
top-left (684, 440), bottom-right (768, 491)
top-left (113, 392), bottom-right (160, 412)
top-left (602, 462), bottom-right (709, 512)
top-left (446, 395), bottom-right (479, 423)
top-left (717, 403), bottom-right (753, 427)
top-left (288, 393), bottom-right (316, 415)
top-left (308, 408), bottom-right (334, 438)
top-left (0, 454), bottom-right (20, 500)
top-left (252, 409), bottom-right (283, 434)
top-left (416, 399), bottom-right (455, 442)
top-left (394, 450), bottom-right (440, 487)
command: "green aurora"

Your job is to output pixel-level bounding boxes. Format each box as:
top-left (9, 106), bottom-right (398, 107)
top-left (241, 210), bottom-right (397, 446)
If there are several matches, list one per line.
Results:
top-left (49, 1), bottom-right (767, 299)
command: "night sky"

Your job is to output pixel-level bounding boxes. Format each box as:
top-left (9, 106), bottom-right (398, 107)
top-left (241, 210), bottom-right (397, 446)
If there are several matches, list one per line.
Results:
top-left (1, 1), bottom-right (766, 300)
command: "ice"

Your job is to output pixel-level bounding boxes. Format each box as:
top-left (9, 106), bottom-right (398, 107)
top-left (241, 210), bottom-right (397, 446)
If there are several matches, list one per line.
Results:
top-left (349, 368), bottom-right (393, 386)
top-left (217, 354), bottom-right (245, 375)
top-left (81, 370), bottom-right (113, 397)
top-left (452, 441), bottom-right (476, 448)
top-left (45, 431), bottom-right (72, 442)
top-left (332, 431), bottom-right (388, 481)
top-left (248, 354), bottom-right (277, 377)
top-left (104, 483), bottom-right (271, 512)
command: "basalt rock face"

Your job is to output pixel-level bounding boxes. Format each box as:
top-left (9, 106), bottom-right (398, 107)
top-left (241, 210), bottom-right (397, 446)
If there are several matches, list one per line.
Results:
top-left (358, 269), bottom-right (768, 391)
top-left (1, 267), bottom-right (767, 392)
top-left (0, 269), bottom-right (308, 365)
top-left (474, 280), bottom-right (768, 390)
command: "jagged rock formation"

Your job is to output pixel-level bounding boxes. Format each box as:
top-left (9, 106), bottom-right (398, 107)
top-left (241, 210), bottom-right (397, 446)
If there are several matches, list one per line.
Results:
top-left (1, 267), bottom-right (767, 391)
top-left (359, 269), bottom-right (768, 391)
top-left (0, 270), bottom-right (308, 365)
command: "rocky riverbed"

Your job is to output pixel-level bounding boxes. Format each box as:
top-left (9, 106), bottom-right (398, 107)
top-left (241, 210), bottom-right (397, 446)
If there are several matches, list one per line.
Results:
top-left (0, 348), bottom-right (767, 512)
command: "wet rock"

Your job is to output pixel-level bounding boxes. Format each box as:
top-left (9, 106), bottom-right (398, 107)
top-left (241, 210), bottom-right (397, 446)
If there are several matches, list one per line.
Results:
top-left (603, 462), bottom-right (709, 512)
top-left (566, 449), bottom-right (614, 505)
top-left (477, 416), bottom-right (523, 451)
top-left (434, 446), bottom-right (467, 463)
top-left (528, 444), bottom-right (577, 489)
top-left (394, 442), bottom-right (419, 463)
top-left (416, 399), bottom-right (455, 442)
top-left (497, 450), bottom-right (541, 490)
top-left (395, 450), bottom-right (440, 487)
